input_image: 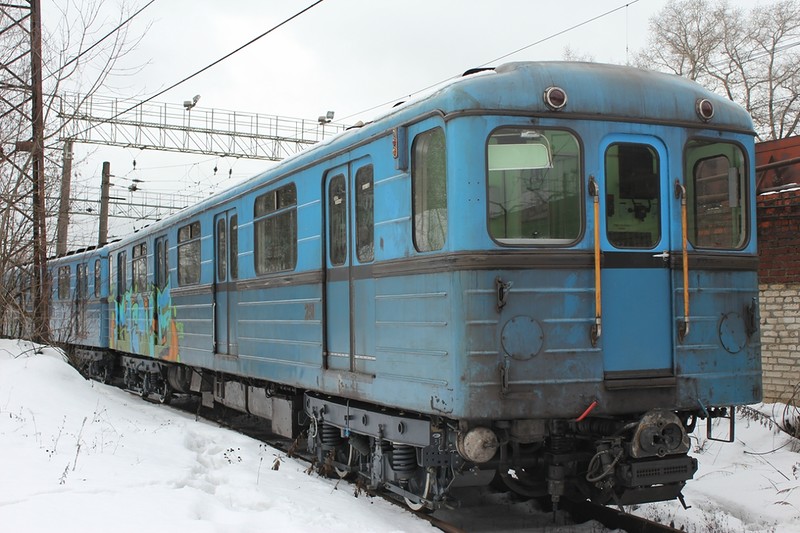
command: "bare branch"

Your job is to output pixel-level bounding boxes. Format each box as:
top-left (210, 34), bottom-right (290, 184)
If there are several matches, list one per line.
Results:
top-left (636, 0), bottom-right (800, 140)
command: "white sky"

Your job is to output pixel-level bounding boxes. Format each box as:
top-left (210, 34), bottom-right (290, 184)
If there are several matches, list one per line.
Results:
top-left (41, 0), bottom-right (765, 245)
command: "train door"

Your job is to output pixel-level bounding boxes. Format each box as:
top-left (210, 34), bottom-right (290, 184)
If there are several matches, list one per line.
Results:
top-left (153, 235), bottom-right (168, 347)
top-left (324, 161), bottom-right (375, 374)
top-left (74, 262), bottom-right (88, 339)
top-left (213, 210), bottom-right (239, 355)
top-left (599, 136), bottom-right (674, 379)
top-left (324, 166), bottom-right (353, 372)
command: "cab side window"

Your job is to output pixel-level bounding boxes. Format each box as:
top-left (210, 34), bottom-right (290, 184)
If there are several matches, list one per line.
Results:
top-left (685, 140), bottom-right (747, 249)
top-left (412, 128), bottom-right (447, 252)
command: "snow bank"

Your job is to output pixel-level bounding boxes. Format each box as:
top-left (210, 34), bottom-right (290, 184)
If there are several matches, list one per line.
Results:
top-left (0, 340), bottom-right (433, 533)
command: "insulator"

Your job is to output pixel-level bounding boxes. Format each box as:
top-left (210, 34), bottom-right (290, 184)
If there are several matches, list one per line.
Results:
top-left (391, 444), bottom-right (417, 474)
top-left (321, 424), bottom-right (343, 450)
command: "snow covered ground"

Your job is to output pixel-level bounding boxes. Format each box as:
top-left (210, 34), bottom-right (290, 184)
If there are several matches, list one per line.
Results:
top-left (1, 338), bottom-right (798, 532)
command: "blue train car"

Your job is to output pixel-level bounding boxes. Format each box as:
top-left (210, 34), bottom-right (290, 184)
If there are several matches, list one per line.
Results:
top-left (48, 247), bottom-right (109, 347)
top-left (48, 246), bottom-right (111, 375)
top-left (84, 62), bottom-right (759, 509)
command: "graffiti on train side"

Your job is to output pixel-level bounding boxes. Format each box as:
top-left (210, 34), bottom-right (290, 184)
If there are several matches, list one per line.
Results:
top-left (110, 282), bottom-right (182, 361)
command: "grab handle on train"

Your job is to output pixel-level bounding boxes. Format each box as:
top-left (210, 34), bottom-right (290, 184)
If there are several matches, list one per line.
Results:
top-left (675, 180), bottom-right (690, 341)
top-left (589, 176), bottom-right (602, 347)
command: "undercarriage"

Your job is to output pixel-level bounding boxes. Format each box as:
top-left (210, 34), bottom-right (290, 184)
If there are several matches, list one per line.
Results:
top-left (72, 351), bottom-right (708, 511)
top-left (304, 393), bottom-right (703, 511)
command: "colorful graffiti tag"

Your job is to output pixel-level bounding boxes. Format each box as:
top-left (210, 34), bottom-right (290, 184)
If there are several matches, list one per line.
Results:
top-left (110, 281), bottom-right (182, 361)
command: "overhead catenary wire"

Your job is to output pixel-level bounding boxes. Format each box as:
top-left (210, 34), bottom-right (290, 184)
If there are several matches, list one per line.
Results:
top-left (66, 0), bottom-right (326, 144)
top-left (339, 0), bottom-right (641, 122)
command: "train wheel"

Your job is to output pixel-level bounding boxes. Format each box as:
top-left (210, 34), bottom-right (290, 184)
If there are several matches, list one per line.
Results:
top-left (101, 364), bottom-right (113, 384)
top-left (334, 444), bottom-right (356, 479)
top-left (403, 470), bottom-right (433, 511)
top-left (140, 373), bottom-right (150, 399)
top-left (157, 379), bottom-right (172, 405)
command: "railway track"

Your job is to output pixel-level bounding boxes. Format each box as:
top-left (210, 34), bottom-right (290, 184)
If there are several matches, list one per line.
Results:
top-left (151, 391), bottom-right (687, 533)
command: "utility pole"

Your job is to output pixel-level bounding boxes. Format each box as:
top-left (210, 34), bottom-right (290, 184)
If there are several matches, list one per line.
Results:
top-left (30, 0), bottom-right (49, 342)
top-left (98, 162), bottom-right (110, 246)
top-left (56, 140), bottom-right (74, 256)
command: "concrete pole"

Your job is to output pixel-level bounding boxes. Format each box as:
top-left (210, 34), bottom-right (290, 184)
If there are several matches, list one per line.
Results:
top-left (99, 162), bottom-right (111, 246)
top-left (30, 0), bottom-right (49, 341)
top-left (55, 140), bottom-right (73, 256)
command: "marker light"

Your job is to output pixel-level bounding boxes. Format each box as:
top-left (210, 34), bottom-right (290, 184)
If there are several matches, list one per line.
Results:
top-left (543, 86), bottom-right (568, 111)
top-left (696, 98), bottom-right (714, 121)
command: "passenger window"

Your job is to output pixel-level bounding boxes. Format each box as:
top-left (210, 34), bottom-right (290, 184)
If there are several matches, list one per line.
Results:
top-left (178, 222), bottom-right (201, 285)
top-left (132, 243), bottom-right (147, 292)
top-left (76, 263), bottom-right (88, 299)
top-left (155, 238), bottom-right (168, 290)
top-left (488, 128), bottom-right (581, 244)
top-left (685, 141), bottom-right (747, 249)
top-left (216, 218), bottom-right (227, 282)
top-left (117, 251), bottom-right (127, 295)
top-left (605, 143), bottom-right (660, 248)
top-left (254, 184), bottom-right (297, 274)
top-left (230, 215), bottom-right (238, 280)
top-left (58, 266), bottom-right (70, 300)
top-left (412, 127), bottom-right (447, 252)
top-left (355, 165), bottom-right (374, 263)
top-left (328, 174), bottom-right (347, 266)
top-left (94, 259), bottom-right (102, 298)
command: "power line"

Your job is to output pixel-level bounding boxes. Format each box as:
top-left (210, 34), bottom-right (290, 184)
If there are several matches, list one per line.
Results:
top-left (340, 0), bottom-right (640, 122)
top-left (66, 0), bottom-right (326, 144)
top-left (142, 0), bottom-right (325, 107)
top-left (476, 1), bottom-right (640, 68)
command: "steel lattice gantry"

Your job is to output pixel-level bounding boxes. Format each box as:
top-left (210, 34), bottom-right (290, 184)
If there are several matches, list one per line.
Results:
top-left (57, 92), bottom-right (348, 161)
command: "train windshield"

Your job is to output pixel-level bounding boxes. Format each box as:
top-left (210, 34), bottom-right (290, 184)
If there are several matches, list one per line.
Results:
top-left (685, 140), bottom-right (748, 249)
top-left (487, 128), bottom-right (581, 245)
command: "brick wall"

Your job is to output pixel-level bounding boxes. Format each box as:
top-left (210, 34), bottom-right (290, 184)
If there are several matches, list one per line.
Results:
top-left (758, 187), bottom-right (800, 403)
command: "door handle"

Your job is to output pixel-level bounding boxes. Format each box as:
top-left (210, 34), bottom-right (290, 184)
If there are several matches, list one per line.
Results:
top-left (652, 251), bottom-right (670, 261)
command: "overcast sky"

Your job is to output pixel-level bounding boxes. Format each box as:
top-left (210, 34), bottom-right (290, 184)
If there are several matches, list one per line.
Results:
top-left (42, 0), bottom-right (763, 243)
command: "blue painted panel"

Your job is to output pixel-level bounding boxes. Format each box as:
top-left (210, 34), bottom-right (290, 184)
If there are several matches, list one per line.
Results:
top-left (235, 283), bottom-right (322, 380)
top-left (352, 278), bottom-right (376, 374)
top-left (325, 278), bottom-right (351, 371)
top-left (602, 268), bottom-right (673, 373)
top-left (170, 290), bottom-right (213, 362)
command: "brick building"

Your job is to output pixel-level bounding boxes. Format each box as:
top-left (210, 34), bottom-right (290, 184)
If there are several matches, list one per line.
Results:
top-left (756, 136), bottom-right (800, 403)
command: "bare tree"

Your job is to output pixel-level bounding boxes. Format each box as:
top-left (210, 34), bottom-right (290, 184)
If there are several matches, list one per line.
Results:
top-left (562, 45), bottom-right (595, 63)
top-left (0, 1), bottom-right (147, 339)
top-left (635, 0), bottom-right (728, 80)
top-left (635, 0), bottom-right (800, 140)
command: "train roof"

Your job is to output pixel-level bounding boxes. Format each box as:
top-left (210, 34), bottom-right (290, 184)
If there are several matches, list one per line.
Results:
top-left (452, 62), bottom-right (752, 128)
top-left (106, 61), bottom-right (755, 248)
